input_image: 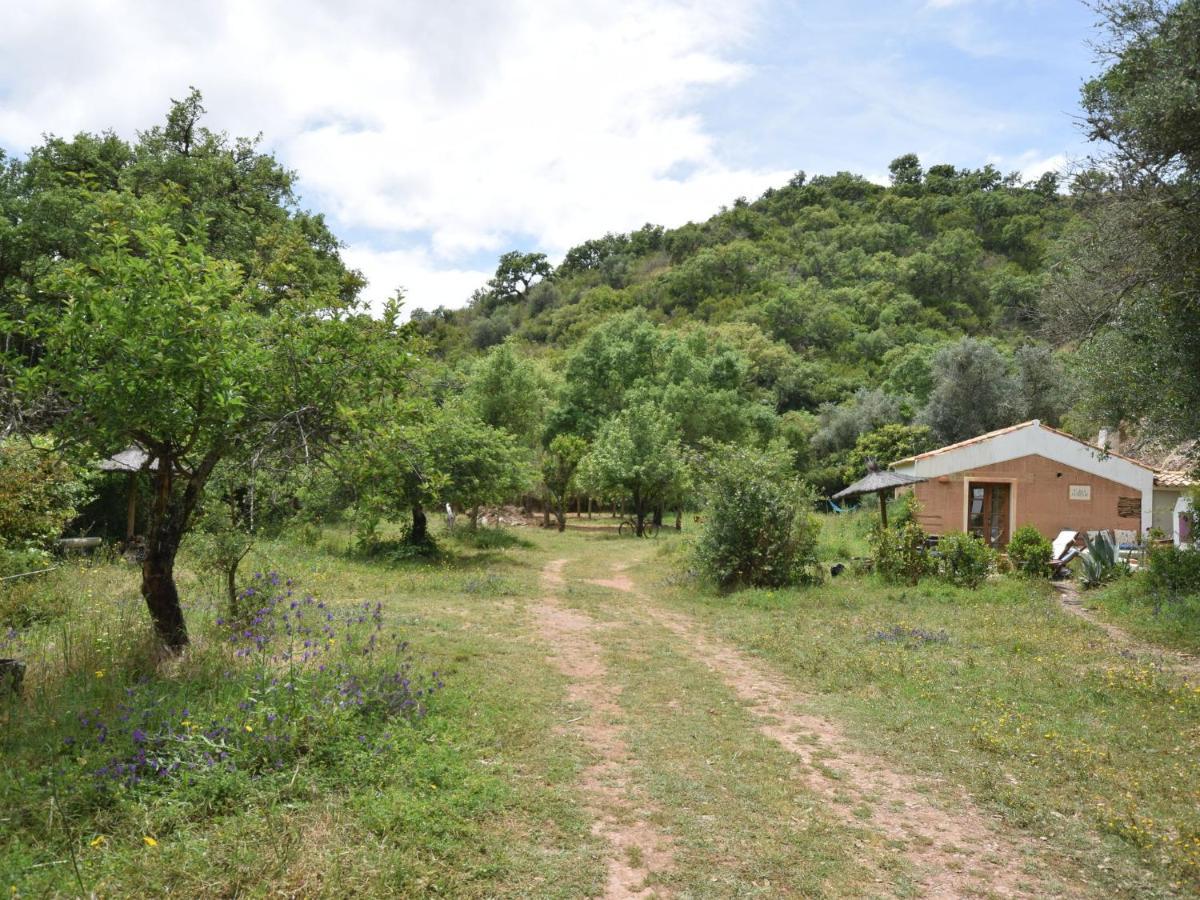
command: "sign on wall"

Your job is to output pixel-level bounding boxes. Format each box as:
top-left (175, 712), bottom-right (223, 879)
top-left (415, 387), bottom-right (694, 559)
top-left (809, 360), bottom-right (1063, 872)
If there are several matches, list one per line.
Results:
top-left (1069, 484), bottom-right (1092, 501)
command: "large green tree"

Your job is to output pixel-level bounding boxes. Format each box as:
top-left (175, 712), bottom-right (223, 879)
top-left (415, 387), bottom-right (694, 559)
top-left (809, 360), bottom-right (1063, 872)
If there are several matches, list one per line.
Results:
top-left (8, 94), bottom-right (408, 649)
top-left (1043, 0), bottom-right (1200, 443)
top-left (352, 400), bottom-right (532, 543)
top-left (541, 434), bottom-right (588, 532)
top-left (576, 402), bottom-right (688, 536)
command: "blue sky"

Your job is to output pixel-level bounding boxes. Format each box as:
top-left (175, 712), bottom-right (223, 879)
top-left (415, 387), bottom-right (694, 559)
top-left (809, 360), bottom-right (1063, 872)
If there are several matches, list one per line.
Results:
top-left (0, 0), bottom-right (1101, 311)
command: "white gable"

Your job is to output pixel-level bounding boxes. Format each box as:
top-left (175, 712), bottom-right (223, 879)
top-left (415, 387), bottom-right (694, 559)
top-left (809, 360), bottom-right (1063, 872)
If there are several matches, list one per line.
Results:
top-left (892, 423), bottom-right (1154, 490)
top-left (892, 422), bottom-right (1157, 532)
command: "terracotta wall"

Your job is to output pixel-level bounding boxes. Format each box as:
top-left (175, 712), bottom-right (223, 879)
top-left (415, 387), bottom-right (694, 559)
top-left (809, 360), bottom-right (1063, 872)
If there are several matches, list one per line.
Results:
top-left (908, 453), bottom-right (1145, 541)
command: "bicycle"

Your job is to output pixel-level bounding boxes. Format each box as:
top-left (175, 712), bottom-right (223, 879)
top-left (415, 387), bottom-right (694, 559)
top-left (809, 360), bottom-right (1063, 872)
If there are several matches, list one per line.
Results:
top-left (618, 517), bottom-right (659, 538)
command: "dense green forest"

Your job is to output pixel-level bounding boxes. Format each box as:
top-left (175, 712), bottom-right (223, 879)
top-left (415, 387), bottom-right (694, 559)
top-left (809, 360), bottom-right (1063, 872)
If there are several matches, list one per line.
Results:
top-left (407, 154), bottom-right (1074, 495)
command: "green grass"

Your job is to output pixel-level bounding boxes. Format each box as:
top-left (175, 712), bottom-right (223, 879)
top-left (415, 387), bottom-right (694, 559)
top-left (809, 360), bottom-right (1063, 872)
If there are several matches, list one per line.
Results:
top-left (4, 520), bottom-right (1200, 896)
top-left (645, 548), bottom-right (1200, 897)
top-left (1, 525), bottom-right (596, 897)
top-left (1090, 576), bottom-right (1200, 654)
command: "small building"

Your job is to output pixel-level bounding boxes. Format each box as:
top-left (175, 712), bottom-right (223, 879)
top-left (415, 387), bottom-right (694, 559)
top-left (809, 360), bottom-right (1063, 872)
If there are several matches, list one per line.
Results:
top-left (889, 420), bottom-right (1171, 547)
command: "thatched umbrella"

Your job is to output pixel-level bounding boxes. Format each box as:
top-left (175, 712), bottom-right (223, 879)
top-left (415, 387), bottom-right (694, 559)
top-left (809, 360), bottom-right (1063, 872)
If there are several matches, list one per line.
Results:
top-left (832, 459), bottom-right (924, 528)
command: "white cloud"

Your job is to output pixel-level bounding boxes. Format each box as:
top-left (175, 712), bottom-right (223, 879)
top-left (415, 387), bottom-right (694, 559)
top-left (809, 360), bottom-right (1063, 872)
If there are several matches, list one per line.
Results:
top-left (0, 0), bottom-right (784, 311)
top-left (985, 149), bottom-right (1071, 183)
top-left (340, 246), bottom-right (491, 314)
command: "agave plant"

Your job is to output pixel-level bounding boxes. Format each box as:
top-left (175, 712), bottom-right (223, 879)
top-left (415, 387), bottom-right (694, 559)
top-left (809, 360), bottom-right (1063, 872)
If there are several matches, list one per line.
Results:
top-left (1079, 531), bottom-right (1127, 589)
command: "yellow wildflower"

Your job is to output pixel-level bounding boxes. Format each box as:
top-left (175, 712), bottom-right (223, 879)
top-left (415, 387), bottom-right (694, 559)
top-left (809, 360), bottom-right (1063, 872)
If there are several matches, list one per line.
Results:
top-left (89, 835), bottom-right (106, 848)
top-left (143, 836), bottom-right (158, 847)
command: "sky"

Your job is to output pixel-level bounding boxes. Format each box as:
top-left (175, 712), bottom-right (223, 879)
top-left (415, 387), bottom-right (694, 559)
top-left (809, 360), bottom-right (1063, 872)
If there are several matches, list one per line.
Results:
top-left (0, 0), bottom-right (1101, 312)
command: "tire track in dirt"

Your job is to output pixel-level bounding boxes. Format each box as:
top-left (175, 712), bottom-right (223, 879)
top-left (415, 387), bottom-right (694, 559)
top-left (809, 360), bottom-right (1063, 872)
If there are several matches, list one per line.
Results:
top-left (596, 563), bottom-right (1077, 899)
top-left (534, 559), bottom-right (674, 899)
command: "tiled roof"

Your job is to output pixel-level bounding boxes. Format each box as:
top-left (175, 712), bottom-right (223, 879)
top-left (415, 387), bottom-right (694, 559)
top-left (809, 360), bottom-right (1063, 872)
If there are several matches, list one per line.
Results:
top-left (1155, 470), bottom-right (1198, 488)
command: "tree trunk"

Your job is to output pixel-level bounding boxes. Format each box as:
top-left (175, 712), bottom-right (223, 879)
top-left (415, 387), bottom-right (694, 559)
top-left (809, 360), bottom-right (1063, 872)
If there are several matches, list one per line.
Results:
top-left (139, 445), bottom-right (223, 652)
top-left (142, 545), bottom-right (187, 651)
top-left (555, 500), bottom-right (566, 532)
top-left (227, 564), bottom-right (238, 612)
top-left (653, 505), bottom-right (663, 528)
top-left (675, 507), bottom-right (682, 531)
top-left (587, 496), bottom-right (593, 519)
top-left (542, 497), bottom-right (550, 528)
top-left (410, 502), bottom-right (428, 544)
top-left (634, 494), bottom-right (646, 537)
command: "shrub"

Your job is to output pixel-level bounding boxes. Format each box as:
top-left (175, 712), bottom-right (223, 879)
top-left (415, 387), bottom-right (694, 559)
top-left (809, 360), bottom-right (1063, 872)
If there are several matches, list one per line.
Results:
top-left (693, 444), bottom-right (821, 590)
top-left (1146, 544), bottom-right (1200, 602)
top-left (1007, 525), bottom-right (1053, 578)
top-left (872, 520), bottom-right (931, 585)
top-left (935, 531), bottom-right (995, 588)
top-left (0, 438), bottom-right (91, 560)
top-left (446, 525), bottom-right (533, 550)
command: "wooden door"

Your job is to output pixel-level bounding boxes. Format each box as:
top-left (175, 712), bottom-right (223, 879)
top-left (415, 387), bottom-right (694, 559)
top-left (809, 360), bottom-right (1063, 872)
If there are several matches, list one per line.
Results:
top-left (968, 482), bottom-right (1011, 548)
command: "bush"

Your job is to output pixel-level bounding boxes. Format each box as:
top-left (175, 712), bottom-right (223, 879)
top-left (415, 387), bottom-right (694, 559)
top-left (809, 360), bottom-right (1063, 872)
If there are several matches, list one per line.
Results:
top-left (1007, 525), bottom-right (1053, 578)
top-left (0, 438), bottom-right (91, 554)
top-left (872, 520), bottom-right (931, 585)
top-left (1146, 544), bottom-right (1200, 603)
top-left (694, 444), bottom-right (821, 590)
top-left (935, 531), bottom-right (995, 588)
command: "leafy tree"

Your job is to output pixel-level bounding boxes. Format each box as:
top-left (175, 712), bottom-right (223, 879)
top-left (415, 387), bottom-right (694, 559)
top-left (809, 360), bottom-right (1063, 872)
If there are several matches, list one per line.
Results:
top-left (354, 401), bottom-right (531, 545)
top-left (812, 389), bottom-right (905, 456)
top-left (473, 251), bottom-right (551, 313)
top-left (576, 403), bottom-right (688, 536)
top-left (888, 153), bottom-right (924, 189)
top-left (880, 343), bottom-right (940, 404)
top-left (22, 190), bottom-right (405, 650)
top-left (545, 312), bottom-right (662, 440)
top-left (463, 342), bottom-right (549, 445)
top-left (1011, 343), bottom-right (1066, 425)
top-left (541, 434), bottom-right (588, 532)
top-left (919, 338), bottom-right (1017, 443)
top-left (844, 424), bottom-right (935, 482)
top-left (1042, 0), bottom-right (1200, 443)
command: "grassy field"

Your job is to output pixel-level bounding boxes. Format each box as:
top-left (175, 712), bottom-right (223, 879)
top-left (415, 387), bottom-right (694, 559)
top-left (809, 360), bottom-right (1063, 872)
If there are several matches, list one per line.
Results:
top-left (1089, 575), bottom-right (1200, 655)
top-left (2, 513), bottom-right (1198, 896)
